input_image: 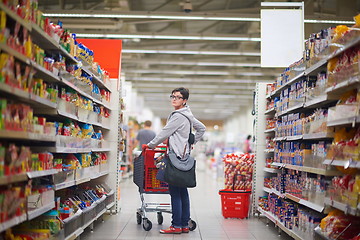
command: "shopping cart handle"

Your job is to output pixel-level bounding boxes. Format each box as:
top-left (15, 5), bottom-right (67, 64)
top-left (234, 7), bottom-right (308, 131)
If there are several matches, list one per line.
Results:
top-left (142, 144), bottom-right (150, 151)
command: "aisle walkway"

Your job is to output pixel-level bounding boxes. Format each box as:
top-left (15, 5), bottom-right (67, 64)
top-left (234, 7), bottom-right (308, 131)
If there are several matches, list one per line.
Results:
top-left (81, 171), bottom-right (292, 240)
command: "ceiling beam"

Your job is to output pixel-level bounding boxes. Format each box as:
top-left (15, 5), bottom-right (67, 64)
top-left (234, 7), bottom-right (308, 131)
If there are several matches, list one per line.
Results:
top-left (152, 0), bottom-right (176, 11)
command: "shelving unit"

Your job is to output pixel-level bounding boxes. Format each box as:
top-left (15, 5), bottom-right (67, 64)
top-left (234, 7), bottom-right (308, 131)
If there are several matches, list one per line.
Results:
top-left (255, 32), bottom-right (360, 239)
top-left (0, 3), bottom-right (120, 238)
top-left (257, 207), bottom-right (302, 240)
top-left (324, 198), bottom-right (359, 216)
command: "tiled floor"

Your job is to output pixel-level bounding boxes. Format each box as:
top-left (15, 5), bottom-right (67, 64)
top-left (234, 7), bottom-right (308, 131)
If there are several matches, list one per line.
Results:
top-left (80, 170), bottom-right (292, 240)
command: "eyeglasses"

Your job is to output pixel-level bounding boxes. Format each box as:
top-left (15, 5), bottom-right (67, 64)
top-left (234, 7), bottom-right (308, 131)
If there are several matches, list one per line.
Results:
top-left (169, 95), bottom-right (184, 100)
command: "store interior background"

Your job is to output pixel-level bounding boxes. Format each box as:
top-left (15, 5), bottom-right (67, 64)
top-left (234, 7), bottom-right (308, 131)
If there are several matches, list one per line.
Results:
top-left (38, 0), bottom-right (358, 172)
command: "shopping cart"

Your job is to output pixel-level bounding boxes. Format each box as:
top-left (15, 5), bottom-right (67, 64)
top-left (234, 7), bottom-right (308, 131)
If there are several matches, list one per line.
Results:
top-left (133, 147), bottom-right (197, 231)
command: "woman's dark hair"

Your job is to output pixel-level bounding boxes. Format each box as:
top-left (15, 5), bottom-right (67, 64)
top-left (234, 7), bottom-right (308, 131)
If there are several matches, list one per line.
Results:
top-left (172, 87), bottom-right (189, 100)
top-left (247, 135), bottom-right (251, 140)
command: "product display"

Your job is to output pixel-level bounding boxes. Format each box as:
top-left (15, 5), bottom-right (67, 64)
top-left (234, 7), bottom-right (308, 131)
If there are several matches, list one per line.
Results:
top-left (0, 3), bottom-right (117, 238)
top-left (319, 210), bottom-right (360, 240)
top-left (259, 13), bottom-right (360, 240)
top-left (223, 153), bottom-right (254, 191)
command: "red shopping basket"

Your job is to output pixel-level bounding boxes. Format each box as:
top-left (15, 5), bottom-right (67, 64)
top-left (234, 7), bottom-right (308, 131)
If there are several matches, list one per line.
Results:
top-left (219, 190), bottom-right (251, 219)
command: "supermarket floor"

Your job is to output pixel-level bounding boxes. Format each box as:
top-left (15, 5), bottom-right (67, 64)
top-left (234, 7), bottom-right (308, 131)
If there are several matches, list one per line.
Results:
top-left (80, 170), bottom-right (292, 240)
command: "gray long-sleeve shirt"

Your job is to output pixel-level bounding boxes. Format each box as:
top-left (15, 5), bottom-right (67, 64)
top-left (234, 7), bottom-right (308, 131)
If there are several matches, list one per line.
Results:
top-left (148, 106), bottom-right (206, 159)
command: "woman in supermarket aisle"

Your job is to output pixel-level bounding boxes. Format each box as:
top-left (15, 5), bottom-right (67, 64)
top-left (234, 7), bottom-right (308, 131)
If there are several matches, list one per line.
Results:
top-left (146, 87), bottom-right (206, 234)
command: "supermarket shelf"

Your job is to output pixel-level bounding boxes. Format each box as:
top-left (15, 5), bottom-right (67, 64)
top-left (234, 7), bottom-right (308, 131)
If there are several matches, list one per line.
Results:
top-left (0, 130), bottom-right (56, 142)
top-left (60, 46), bottom-right (79, 63)
top-left (65, 227), bottom-right (83, 240)
top-left (0, 173), bottom-right (28, 185)
top-left (264, 148), bottom-right (274, 153)
top-left (324, 197), bottom-right (359, 216)
top-left (271, 162), bottom-right (283, 167)
top-left (303, 132), bottom-right (334, 140)
top-left (0, 3), bottom-right (31, 30)
top-left (286, 135), bottom-right (303, 141)
top-left (27, 169), bottom-right (59, 178)
top-left (106, 201), bottom-right (115, 210)
top-left (273, 137), bottom-right (286, 141)
top-left (81, 61), bottom-right (112, 92)
top-left (330, 36), bottom-right (360, 60)
top-left (56, 110), bottom-right (106, 130)
top-left (29, 94), bottom-right (57, 109)
top-left (266, 187), bottom-right (285, 198)
top-left (326, 75), bottom-right (360, 98)
top-left (61, 78), bottom-right (111, 110)
top-left (0, 42), bottom-right (31, 64)
top-left (0, 213), bottom-right (27, 233)
top-left (27, 201), bottom-right (55, 220)
top-left (31, 63), bottom-right (61, 84)
top-left (263, 187), bottom-right (272, 193)
top-left (285, 164), bottom-right (339, 176)
top-left (54, 180), bottom-right (76, 191)
top-left (30, 23), bottom-right (60, 50)
top-left (304, 58), bottom-right (328, 76)
top-left (264, 128), bottom-right (275, 133)
top-left (264, 167), bottom-right (280, 173)
top-left (271, 162), bottom-right (338, 176)
top-left (286, 102), bottom-right (305, 114)
top-left (277, 102), bottom-right (304, 116)
top-left (91, 170), bottom-right (109, 180)
top-left (257, 207), bottom-right (302, 240)
top-left (275, 72), bottom-right (305, 95)
top-left (285, 193), bottom-right (324, 212)
top-left (323, 159), bottom-right (360, 168)
top-left (273, 135), bottom-right (303, 141)
top-left (63, 210), bottom-right (82, 224)
top-left (57, 110), bottom-right (78, 122)
top-left (92, 148), bottom-right (111, 152)
top-left (265, 107), bottom-right (275, 115)
top-left (76, 177), bottom-right (91, 185)
top-left (272, 37), bottom-right (360, 98)
top-left (0, 82), bottom-right (31, 100)
top-left (0, 82), bottom-right (58, 110)
top-left (327, 116), bottom-right (360, 127)
top-left (304, 95), bottom-right (334, 109)
top-left (314, 226), bottom-right (331, 240)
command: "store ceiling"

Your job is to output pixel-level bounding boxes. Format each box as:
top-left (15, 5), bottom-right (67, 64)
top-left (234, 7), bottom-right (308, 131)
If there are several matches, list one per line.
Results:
top-left (38, 0), bottom-right (358, 121)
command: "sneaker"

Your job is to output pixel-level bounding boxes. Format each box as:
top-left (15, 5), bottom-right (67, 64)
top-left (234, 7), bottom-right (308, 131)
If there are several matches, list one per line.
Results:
top-left (182, 227), bottom-right (190, 233)
top-left (159, 226), bottom-right (182, 234)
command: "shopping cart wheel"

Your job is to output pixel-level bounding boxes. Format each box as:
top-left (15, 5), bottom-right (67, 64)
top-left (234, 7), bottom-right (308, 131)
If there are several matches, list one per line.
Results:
top-left (143, 218), bottom-right (152, 231)
top-left (189, 219), bottom-right (197, 231)
top-left (136, 212), bottom-right (142, 224)
top-left (157, 212), bottom-right (164, 224)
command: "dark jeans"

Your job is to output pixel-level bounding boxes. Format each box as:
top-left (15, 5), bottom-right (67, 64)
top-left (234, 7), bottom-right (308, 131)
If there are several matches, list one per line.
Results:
top-left (168, 185), bottom-right (190, 228)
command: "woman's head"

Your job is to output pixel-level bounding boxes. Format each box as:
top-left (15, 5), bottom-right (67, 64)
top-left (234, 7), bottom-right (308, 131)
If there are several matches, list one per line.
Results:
top-left (170, 87), bottom-right (189, 110)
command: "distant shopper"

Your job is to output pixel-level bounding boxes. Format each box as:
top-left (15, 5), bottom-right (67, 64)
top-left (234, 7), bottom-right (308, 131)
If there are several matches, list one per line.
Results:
top-left (135, 120), bottom-right (156, 149)
top-left (146, 87), bottom-right (206, 234)
top-left (244, 135), bottom-right (252, 153)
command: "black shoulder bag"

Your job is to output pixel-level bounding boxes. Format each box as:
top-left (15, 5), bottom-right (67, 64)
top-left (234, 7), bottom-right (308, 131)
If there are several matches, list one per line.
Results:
top-left (156, 112), bottom-right (196, 188)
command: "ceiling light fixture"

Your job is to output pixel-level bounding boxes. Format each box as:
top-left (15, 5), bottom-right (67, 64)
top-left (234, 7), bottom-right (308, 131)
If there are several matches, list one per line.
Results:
top-left (127, 77), bottom-right (271, 83)
top-left (125, 69), bottom-right (273, 76)
top-left (122, 49), bottom-right (261, 56)
top-left (43, 12), bottom-right (354, 25)
top-left (124, 59), bottom-right (261, 67)
top-left (76, 33), bottom-right (261, 41)
top-left (43, 13), bottom-right (260, 22)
